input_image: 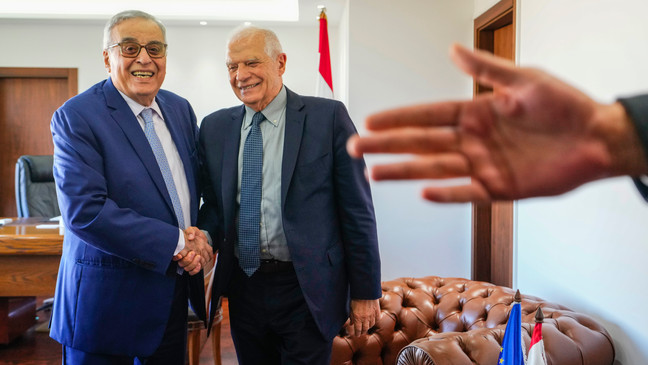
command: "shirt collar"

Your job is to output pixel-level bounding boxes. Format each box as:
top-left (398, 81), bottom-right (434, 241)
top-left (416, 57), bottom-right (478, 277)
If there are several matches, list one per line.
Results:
top-left (243, 85), bottom-right (286, 129)
top-left (117, 89), bottom-right (164, 120)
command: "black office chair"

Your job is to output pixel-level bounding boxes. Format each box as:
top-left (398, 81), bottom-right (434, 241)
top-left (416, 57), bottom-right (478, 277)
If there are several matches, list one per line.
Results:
top-left (15, 155), bottom-right (60, 218)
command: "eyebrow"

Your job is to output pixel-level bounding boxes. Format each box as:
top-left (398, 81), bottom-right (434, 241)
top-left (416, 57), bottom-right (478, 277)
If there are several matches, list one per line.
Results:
top-left (118, 37), bottom-right (164, 44)
top-left (226, 57), bottom-right (261, 65)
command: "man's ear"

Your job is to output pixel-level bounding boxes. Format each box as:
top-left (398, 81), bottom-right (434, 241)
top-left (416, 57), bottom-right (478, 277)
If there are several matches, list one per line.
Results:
top-left (277, 53), bottom-right (287, 76)
top-left (103, 50), bottom-right (111, 73)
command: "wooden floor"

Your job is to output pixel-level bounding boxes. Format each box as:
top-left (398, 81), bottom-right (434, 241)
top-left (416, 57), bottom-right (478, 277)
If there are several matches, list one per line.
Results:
top-left (0, 299), bottom-right (238, 365)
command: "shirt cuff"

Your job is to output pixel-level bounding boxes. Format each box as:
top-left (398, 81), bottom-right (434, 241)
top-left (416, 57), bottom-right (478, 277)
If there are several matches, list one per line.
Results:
top-left (174, 228), bottom-right (185, 256)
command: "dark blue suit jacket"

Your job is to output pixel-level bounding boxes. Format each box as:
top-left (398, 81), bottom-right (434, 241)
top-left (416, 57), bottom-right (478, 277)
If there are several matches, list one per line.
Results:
top-left (198, 87), bottom-right (382, 340)
top-left (619, 94), bottom-right (648, 200)
top-left (49, 78), bottom-right (205, 356)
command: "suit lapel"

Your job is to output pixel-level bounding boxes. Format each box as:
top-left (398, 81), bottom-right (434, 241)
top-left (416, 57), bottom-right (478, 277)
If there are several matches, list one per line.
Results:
top-left (103, 79), bottom-right (175, 216)
top-left (281, 88), bottom-right (305, 208)
top-left (222, 106), bottom-right (244, 229)
top-left (157, 93), bottom-right (198, 223)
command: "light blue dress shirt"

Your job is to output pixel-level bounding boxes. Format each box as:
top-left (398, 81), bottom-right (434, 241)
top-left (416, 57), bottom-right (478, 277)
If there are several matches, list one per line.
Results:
top-left (237, 86), bottom-right (290, 261)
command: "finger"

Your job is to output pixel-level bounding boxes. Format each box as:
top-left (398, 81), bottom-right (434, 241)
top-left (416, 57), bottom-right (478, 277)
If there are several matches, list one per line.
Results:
top-left (349, 128), bottom-right (459, 156)
top-left (421, 181), bottom-right (491, 203)
top-left (370, 154), bottom-right (470, 181)
top-left (189, 263), bottom-right (202, 276)
top-left (184, 256), bottom-right (201, 272)
top-left (360, 321), bottom-right (369, 335)
top-left (366, 101), bottom-right (464, 131)
top-left (354, 320), bottom-right (362, 337)
top-left (450, 43), bottom-right (520, 90)
top-left (179, 252), bottom-right (196, 268)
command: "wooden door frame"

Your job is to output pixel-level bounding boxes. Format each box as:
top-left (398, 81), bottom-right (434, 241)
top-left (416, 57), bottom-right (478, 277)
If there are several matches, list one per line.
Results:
top-left (471, 0), bottom-right (516, 287)
top-left (0, 67), bottom-right (77, 96)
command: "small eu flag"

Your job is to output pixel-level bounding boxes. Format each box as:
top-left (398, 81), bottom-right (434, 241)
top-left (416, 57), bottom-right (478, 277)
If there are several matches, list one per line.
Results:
top-left (497, 291), bottom-right (525, 365)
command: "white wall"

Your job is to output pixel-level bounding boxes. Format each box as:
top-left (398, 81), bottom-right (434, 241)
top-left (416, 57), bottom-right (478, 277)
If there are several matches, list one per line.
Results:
top-left (514, 0), bottom-right (648, 363)
top-left (346, 0), bottom-right (474, 280)
top-left (474, 0), bottom-right (501, 18)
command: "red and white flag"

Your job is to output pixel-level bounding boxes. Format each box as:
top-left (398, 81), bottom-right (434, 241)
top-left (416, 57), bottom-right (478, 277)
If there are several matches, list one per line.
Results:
top-left (528, 308), bottom-right (547, 365)
top-left (317, 8), bottom-right (333, 99)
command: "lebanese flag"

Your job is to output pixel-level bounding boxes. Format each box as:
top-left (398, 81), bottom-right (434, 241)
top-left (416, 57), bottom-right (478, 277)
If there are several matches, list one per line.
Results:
top-left (527, 314), bottom-right (547, 365)
top-left (317, 9), bottom-right (333, 98)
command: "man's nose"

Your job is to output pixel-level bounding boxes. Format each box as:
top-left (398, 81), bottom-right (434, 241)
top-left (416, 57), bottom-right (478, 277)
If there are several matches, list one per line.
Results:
top-left (136, 48), bottom-right (153, 63)
top-left (236, 65), bottom-right (250, 80)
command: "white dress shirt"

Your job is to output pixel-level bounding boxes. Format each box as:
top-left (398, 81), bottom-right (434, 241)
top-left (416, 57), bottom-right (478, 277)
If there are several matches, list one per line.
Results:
top-left (118, 91), bottom-right (190, 256)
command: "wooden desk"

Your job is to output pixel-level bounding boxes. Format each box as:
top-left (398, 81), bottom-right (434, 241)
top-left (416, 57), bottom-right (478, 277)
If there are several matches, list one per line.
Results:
top-left (0, 217), bottom-right (63, 297)
top-left (0, 217), bottom-right (62, 343)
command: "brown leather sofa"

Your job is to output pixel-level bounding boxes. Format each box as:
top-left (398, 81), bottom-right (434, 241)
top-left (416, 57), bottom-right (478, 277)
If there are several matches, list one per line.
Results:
top-left (331, 276), bottom-right (614, 365)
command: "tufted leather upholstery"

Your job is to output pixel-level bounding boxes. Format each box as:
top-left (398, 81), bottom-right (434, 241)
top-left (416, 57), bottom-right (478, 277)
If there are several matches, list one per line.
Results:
top-left (331, 276), bottom-right (614, 365)
top-left (15, 155), bottom-right (60, 218)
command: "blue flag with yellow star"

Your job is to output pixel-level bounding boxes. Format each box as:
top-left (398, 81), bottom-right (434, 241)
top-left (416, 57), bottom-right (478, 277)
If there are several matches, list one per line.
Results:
top-left (497, 300), bottom-right (525, 364)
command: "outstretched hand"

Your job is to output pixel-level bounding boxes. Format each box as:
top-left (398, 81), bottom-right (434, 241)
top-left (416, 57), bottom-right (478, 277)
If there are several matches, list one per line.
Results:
top-left (347, 44), bottom-right (646, 202)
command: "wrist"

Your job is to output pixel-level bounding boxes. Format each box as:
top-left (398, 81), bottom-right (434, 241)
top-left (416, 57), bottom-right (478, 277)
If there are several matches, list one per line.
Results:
top-left (594, 101), bottom-right (648, 177)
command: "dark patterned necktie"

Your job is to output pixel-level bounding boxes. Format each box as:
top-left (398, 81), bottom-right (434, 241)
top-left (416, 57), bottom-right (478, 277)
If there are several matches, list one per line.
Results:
top-left (238, 112), bottom-right (264, 276)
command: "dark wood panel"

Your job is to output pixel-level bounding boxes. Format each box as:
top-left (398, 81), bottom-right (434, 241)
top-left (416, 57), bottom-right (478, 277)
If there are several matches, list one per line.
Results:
top-left (471, 204), bottom-right (491, 282)
top-left (494, 24), bottom-right (515, 61)
top-left (490, 201), bottom-right (513, 285)
top-left (0, 257), bottom-right (60, 297)
top-left (0, 68), bottom-right (77, 217)
top-left (0, 297), bottom-right (36, 344)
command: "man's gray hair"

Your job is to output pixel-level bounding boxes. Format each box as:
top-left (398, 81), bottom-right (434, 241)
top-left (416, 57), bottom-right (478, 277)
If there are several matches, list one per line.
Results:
top-left (227, 25), bottom-right (283, 58)
top-left (103, 10), bottom-right (166, 49)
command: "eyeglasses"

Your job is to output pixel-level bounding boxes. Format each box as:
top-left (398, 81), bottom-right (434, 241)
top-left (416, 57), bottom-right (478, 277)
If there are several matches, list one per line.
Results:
top-left (107, 41), bottom-right (168, 58)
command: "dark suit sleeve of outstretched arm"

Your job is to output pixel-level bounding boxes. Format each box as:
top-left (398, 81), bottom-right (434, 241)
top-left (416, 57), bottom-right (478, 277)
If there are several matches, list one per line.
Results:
top-left (618, 94), bottom-right (648, 201)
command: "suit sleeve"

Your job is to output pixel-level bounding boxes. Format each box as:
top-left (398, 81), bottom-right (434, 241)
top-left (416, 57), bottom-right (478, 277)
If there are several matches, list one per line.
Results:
top-left (51, 104), bottom-right (182, 275)
top-left (197, 117), bottom-right (222, 251)
top-left (618, 94), bottom-right (648, 201)
top-left (331, 102), bottom-right (382, 300)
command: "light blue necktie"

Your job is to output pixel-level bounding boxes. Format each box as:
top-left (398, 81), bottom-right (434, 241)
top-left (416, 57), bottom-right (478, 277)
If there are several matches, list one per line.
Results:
top-left (141, 108), bottom-right (185, 229)
top-left (238, 112), bottom-right (264, 276)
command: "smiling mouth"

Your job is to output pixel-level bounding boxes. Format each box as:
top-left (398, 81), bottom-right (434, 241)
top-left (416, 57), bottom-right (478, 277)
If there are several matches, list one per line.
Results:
top-left (132, 71), bottom-right (154, 78)
top-left (240, 83), bottom-right (260, 91)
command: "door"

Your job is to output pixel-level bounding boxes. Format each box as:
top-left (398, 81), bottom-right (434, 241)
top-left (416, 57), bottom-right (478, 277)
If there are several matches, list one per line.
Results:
top-left (472, 0), bottom-right (516, 287)
top-left (0, 68), bottom-right (77, 217)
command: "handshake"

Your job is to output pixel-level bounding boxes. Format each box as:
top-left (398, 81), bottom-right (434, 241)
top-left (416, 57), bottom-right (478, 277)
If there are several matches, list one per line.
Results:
top-left (172, 227), bottom-right (213, 276)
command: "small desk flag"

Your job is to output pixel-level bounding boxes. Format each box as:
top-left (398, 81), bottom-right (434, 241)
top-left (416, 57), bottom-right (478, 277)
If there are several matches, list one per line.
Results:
top-left (497, 291), bottom-right (525, 365)
top-left (527, 307), bottom-right (547, 365)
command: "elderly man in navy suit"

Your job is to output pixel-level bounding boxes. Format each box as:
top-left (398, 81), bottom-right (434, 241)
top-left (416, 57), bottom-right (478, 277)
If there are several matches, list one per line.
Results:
top-left (198, 26), bottom-right (382, 364)
top-left (50, 10), bottom-right (212, 364)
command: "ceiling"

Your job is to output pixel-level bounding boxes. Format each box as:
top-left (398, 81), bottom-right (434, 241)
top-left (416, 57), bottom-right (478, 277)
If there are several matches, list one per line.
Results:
top-left (0, 0), bottom-right (346, 26)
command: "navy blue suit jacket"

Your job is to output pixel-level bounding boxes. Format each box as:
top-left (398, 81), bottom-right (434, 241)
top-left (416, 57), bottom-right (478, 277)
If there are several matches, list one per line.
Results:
top-left (619, 94), bottom-right (648, 200)
top-left (50, 78), bottom-right (205, 356)
top-left (198, 87), bottom-right (382, 340)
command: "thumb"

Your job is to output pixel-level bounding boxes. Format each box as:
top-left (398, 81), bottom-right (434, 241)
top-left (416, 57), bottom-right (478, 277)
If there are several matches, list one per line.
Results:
top-left (450, 43), bottom-right (519, 90)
